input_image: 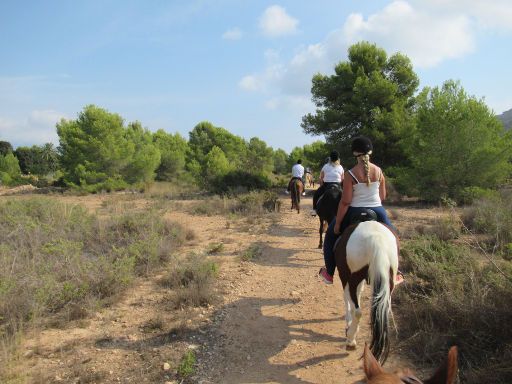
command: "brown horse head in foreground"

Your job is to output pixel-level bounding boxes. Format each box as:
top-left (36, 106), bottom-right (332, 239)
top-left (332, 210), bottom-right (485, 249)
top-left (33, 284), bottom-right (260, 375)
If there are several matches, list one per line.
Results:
top-left (363, 343), bottom-right (458, 384)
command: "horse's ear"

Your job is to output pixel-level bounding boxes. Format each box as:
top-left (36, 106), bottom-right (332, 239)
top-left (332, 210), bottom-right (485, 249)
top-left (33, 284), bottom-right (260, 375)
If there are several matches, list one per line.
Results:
top-left (424, 346), bottom-right (458, 384)
top-left (363, 342), bottom-right (384, 379)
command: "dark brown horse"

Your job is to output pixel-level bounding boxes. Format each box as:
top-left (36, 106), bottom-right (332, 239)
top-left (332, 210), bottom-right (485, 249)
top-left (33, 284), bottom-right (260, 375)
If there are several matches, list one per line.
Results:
top-left (315, 185), bottom-right (341, 248)
top-left (290, 178), bottom-right (303, 214)
top-left (363, 343), bottom-right (458, 384)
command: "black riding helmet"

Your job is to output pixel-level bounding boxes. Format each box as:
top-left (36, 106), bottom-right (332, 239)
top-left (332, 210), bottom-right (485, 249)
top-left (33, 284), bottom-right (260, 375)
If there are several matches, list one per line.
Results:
top-left (329, 150), bottom-right (339, 162)
top-left (351, 136), bottom-right (373, 155)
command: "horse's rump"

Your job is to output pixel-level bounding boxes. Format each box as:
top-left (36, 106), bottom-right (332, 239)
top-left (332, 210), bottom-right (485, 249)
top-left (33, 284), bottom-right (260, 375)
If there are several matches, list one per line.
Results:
top-left (334, 221), bottom-right (399, 363)
top-left (290, 178), bottom-right (303, 213)
top-left (316, 185), bottom-right (341, 222)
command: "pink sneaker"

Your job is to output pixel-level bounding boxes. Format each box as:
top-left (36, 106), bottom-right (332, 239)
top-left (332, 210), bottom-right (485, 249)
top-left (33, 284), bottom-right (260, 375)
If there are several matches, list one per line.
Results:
top-left (319, 267), bottom-right (333, 285)
top-left (395, 271), bottom-right (404, 285)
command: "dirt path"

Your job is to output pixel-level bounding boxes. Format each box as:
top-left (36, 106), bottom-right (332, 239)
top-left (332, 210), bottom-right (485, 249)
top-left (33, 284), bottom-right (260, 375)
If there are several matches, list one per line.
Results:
top-left (8, 191), bottom-right (431, 383)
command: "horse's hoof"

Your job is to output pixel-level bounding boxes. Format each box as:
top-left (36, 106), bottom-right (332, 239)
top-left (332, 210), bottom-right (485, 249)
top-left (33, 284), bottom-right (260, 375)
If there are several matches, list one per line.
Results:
top-left (346, 344), bottom-right (357, 351)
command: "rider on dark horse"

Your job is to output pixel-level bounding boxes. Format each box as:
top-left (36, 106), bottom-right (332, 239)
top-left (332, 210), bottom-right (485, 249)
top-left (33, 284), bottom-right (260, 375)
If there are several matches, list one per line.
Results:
top-left (286, 159), bottom-right (306, 196)
top-left (311, 150), bottom-right (344, 216)
top-left (318, 136), bottom-right (403, 285)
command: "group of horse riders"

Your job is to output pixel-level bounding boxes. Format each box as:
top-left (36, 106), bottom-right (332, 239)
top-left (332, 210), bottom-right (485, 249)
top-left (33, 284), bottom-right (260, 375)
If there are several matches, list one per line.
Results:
top-left (286, 137), bottom-right (454, 375)
top-left (286, 136), bottom-right (403, 286)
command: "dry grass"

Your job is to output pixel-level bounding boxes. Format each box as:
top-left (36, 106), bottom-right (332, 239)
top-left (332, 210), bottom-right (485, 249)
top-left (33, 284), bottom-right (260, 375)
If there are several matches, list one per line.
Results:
top-left (188, 191), bottom-right (280, 217)
top-left (396, 231), bottom-right (512, 383)
top-left (0, 197), bottom-right (188, 359)
top-left (159, 252), bottom-right (219, 309)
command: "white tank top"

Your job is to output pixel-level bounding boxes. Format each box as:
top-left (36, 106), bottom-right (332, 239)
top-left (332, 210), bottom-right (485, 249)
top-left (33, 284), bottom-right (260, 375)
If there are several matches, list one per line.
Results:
top-left (348, 169), bottom-right (382, 207)
top-left (321, 163), bottom-right (344, 183)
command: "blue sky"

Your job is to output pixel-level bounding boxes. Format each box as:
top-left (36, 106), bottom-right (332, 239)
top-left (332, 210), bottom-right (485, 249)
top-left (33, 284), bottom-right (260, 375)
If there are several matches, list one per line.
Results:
top-left (1, 0), bottom-right (511, 152)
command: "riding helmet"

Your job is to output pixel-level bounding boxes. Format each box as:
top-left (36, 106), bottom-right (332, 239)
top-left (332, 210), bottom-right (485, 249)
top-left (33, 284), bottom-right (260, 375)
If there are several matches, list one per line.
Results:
top-left (329, 150), bottom-right (339, 162)
top-left (351, 136), bottom-right (373, 155)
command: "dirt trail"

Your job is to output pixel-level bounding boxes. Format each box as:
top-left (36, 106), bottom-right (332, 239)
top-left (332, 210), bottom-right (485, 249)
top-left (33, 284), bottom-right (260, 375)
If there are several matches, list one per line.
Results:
top-left (9, 191), bottom-right (431, 383)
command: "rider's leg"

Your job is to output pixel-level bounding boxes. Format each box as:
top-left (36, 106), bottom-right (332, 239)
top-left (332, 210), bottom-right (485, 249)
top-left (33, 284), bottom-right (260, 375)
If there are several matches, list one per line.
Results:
top-left (312, 184), bottom-right (325, 209)
top-left (322, 219), bottom-right (339, 276)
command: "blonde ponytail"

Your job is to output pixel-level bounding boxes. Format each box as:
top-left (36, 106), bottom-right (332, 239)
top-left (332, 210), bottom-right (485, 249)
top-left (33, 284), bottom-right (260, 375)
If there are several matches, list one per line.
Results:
top-left (361, 154), bottom-right (371, 186)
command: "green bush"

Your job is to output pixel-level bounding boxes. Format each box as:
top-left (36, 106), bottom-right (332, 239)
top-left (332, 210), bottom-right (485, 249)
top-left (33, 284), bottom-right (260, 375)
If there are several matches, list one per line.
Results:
top-left (0, 153), bottom-right (21, 186)
top-left (210, 170), bottom-right (272, 193)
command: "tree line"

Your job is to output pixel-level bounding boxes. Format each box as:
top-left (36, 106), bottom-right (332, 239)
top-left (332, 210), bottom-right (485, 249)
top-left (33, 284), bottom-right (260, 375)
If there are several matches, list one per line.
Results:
top-left (0, 106), bottom-right (327, 193)
top-left (1, 41), bottom-right (511, 201)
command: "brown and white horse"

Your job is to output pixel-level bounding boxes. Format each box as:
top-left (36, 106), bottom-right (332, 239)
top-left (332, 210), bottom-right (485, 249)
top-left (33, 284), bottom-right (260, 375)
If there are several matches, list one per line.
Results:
top-left (363, 343), bottom-right (458, 384)
top-left (290, 178), bottom-right (304, 214)
top-left (335, 220), bottom-right (399, 363)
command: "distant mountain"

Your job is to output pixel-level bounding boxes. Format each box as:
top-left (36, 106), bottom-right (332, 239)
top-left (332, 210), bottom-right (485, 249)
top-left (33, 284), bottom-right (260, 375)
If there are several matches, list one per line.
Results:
top-left (497, 108), bottom-right (512, 131)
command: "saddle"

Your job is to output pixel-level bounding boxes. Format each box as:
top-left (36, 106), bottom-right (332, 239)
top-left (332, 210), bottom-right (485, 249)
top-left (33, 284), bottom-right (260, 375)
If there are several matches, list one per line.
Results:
top-left (349, 208), bottom-right (377, 225)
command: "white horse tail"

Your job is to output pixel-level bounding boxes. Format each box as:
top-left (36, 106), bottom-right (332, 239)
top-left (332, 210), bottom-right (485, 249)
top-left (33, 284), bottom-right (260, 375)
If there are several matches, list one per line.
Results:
top-left (367, 226), bottom-right (394, 364)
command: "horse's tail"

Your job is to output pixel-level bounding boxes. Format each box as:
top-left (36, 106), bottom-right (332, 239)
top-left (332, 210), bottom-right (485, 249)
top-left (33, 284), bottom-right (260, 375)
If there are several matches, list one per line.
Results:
top-left (368, 231), bottom-right (393, 364)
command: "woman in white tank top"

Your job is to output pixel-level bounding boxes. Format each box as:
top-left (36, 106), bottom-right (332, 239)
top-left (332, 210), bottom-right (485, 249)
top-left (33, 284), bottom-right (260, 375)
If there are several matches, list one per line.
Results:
top-left (318, 136), bottom-right (397, 285)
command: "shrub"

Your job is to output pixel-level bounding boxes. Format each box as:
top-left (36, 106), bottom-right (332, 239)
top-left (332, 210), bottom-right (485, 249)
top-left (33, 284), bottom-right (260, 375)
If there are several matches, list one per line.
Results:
top-left (210, 170), bottom-right (272, 193)
top-left (241, 243), bottom-right (263, 262)
top-left (396, 235), bottom-right (512, 383)
top-left (0, 198), bottom-right (185, 342)
top-left (461, 191), bottom-right (512, 253)
top-left (189, 191), bottom-right (280, 217)
top-left (160, 253), bottom-right (218, 308)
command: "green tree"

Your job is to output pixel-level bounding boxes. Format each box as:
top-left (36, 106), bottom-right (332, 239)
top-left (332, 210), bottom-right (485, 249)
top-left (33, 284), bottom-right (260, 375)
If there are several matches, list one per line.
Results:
top-left (153, 129), bottom-right (189, 181)
top-left (15, 144), bottom-right (59, 175)
top-left (40, 143), bottom-right (59, 173)
top-left (0, 141), bottom-right (13, 156)
top-left (272, 148), bottom-right (289, 174)
top-left (397, 80), bottom-right (512, 201)
top-left (302, 141), bottom-right (330, 171)
top-left (204, 146), bottom-right (232, 186)
top-left (302, 41), bottom-right (418, 167)
top-left (188, 121), bottom-right (246, 167)
top-left (122, 122), bottom-right (161, 184)
top-left (244, 137), bottom-right (274, 174)
top-left (0, 153), bottom-right (21, 185)
top-left (57, 105), bottom-right (158, 189)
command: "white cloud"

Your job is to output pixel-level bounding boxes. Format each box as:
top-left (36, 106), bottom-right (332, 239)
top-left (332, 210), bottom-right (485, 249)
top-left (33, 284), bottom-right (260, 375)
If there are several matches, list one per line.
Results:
top-left (343, 1), bottom-right (475, 68)
top-left (259, 5), bottom-right (299, 37)
top-left (0, 109), bottom-right (66, 147)
top-left (242, 0), bottom-right (511, 112)
top-left (222, 27), bottom-right (242, 40)
top-left (415, 0), bottom-right (512, 32)
top-left (238, 75), bottom-right (261, 91)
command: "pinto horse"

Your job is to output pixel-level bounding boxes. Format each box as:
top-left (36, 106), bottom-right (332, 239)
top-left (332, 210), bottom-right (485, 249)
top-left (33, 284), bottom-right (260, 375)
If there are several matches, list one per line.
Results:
top-left (315, 185), bottom-right (341, 248)
top-left (334, 220), bottom-right (399, 363)
top-left (363, 343), bottom-right (458, 384)
top-left (290, 178), bottom-right (304, 213)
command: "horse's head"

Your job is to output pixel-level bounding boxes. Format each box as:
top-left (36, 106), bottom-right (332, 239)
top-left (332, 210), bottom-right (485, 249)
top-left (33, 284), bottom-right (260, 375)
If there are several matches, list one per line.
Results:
top-left (363, 343), bottom-right (458, 384)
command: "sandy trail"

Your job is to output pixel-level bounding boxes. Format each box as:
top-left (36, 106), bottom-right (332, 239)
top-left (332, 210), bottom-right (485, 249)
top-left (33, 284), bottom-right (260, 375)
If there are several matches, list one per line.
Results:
top-left (7, 191), bottom-right (430, 383)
